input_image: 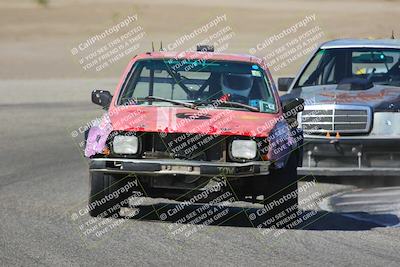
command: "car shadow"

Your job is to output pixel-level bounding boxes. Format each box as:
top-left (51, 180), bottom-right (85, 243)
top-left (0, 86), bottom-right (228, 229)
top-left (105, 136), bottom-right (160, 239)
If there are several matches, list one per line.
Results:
top-left (120, 202), bottom-right (399, 231)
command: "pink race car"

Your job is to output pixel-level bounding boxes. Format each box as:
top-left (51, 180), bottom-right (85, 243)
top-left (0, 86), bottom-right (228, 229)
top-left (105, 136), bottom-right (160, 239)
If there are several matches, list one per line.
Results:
top-left (85, 46), bottom-right (304, 218)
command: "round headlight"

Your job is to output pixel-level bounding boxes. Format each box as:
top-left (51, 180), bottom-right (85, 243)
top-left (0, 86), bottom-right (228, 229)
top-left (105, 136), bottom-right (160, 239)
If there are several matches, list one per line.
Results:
top-left (231, 140), bottom-right (257, 159)
top-left (113, 135), bottom-right (139, 154)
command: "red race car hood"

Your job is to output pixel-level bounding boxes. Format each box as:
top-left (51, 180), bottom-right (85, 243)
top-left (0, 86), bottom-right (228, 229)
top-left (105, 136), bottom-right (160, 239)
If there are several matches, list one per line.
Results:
top-left (109, 105), bottom-right (280, 137)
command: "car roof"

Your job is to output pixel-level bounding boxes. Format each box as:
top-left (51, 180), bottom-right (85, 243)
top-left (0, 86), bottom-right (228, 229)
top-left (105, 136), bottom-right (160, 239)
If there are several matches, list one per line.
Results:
top-left (320, 38), bottom-right (400, 49)
top-left (133, 51), bottom-right (258, 64)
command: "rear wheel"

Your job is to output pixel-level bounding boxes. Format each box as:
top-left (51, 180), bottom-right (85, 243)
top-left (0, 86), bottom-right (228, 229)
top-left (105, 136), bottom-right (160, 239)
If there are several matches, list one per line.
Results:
top-left (89, 172), bottom-right (132, 217)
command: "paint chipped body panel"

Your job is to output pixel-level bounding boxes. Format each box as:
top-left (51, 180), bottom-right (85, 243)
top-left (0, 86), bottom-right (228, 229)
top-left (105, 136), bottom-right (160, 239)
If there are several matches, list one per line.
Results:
top-left (108, 106), bottom-right (278, 136)
top-left (281, 39), bottom-right (400, 177)
top-left (288, 85), bottom-right (400, 110)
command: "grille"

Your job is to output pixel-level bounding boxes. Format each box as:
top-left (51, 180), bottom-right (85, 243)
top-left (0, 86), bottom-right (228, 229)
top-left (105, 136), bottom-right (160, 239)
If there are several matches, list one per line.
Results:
top-left (300, 105), bottom-right (372, 134)
top-left (142, 133), bottom-right (226, 161)
top-left (141, 133), bottom-right (268, 162)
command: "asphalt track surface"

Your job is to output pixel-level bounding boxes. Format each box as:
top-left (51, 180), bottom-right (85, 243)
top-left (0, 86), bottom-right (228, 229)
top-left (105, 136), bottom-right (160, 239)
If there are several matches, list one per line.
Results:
top-left (0, 80), bottom-right (399, 266)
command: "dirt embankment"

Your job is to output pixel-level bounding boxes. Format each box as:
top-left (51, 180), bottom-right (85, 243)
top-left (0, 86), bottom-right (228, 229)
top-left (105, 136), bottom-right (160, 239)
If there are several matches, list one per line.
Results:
top-left (0, 0), bottom-right (399, 79)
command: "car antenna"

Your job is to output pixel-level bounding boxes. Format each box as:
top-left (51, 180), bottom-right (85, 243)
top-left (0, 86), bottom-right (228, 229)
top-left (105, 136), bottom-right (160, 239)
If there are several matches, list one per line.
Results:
top-left (151, 41), bottom-right (155, 52)
top-left (391, 30), bottom-right (395, 39)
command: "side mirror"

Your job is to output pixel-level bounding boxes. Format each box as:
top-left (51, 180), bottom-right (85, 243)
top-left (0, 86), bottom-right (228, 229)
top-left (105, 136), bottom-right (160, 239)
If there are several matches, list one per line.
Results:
top-left (278, 77), bottom-right (294, 91)
top-left (283, 98), bottom-right (305, 117)
top-left (92, 90), bottom-right (113, 109)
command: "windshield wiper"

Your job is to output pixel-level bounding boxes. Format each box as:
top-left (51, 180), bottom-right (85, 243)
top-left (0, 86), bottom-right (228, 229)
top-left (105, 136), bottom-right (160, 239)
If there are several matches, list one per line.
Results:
top-left (367, 68), bottom-right (377, 82)
top-left (194, 99), bottom-right (259, 112)
top-left (142, 96), bottom-right (198, 109)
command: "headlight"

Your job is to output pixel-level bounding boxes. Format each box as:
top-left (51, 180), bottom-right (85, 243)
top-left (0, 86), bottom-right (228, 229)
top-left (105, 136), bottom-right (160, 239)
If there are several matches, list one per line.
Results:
top-left (231, 140), bottom-right (257, 159)
top-left (113, 135), bottom-right (139, 154)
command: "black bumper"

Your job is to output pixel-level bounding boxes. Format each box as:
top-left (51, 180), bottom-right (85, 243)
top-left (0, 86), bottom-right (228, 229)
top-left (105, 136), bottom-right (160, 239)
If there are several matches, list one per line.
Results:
top-left (300, 136), bottom-right (400, 177)
top-left (298, 167), bottom-right (400, 177)
top-left (89, 158), bottom-right (271, 177)
top-left (303, 136), bottom-right (400, 146)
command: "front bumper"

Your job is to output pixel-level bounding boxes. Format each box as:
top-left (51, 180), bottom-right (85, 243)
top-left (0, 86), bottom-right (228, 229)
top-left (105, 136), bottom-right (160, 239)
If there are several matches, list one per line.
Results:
top-left (298, 167), bottom-right (400, 177)
top-left (89, 158), bottom-right (270, 178)
top-left (299, 136), bottom-right (400, 177)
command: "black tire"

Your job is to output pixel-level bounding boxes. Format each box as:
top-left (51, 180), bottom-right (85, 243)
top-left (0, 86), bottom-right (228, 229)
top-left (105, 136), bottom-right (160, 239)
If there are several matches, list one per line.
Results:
top-left (89, 172), bottom-right (132, 217)
top-left (264, 153), bottom-right (298, 226)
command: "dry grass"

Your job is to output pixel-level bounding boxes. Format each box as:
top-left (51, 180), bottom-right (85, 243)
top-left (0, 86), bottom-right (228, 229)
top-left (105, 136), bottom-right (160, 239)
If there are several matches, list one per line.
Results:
top-left (35, 0), bottom-right (49, 7)
top-left (0, 0), bottom-right (399, 79)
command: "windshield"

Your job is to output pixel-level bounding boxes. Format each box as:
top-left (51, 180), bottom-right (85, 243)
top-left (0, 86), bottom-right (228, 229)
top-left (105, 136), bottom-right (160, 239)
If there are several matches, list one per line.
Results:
top-left (118, 59), bottom-right (277, 113)
top-left (295, 48), bottom-right (400, 88)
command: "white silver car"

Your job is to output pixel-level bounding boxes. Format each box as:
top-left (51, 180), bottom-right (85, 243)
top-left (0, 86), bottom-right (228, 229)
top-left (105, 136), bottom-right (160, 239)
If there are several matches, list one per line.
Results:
top-left (279, 39), bottom-right (400, 177)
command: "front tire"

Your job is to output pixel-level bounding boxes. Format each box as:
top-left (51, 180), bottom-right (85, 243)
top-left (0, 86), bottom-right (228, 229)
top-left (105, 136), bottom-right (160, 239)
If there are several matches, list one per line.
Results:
top-left (89, 172), bottom-right (131, 217)
top-left (264, 153), bottom-right (298, 225)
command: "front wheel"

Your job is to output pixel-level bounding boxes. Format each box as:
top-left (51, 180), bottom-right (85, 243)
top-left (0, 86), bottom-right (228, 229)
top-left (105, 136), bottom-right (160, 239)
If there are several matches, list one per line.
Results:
top-left (264, 153), bottom-right (298, 225)
top-left (89, 172), bottom-right (132, 217)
